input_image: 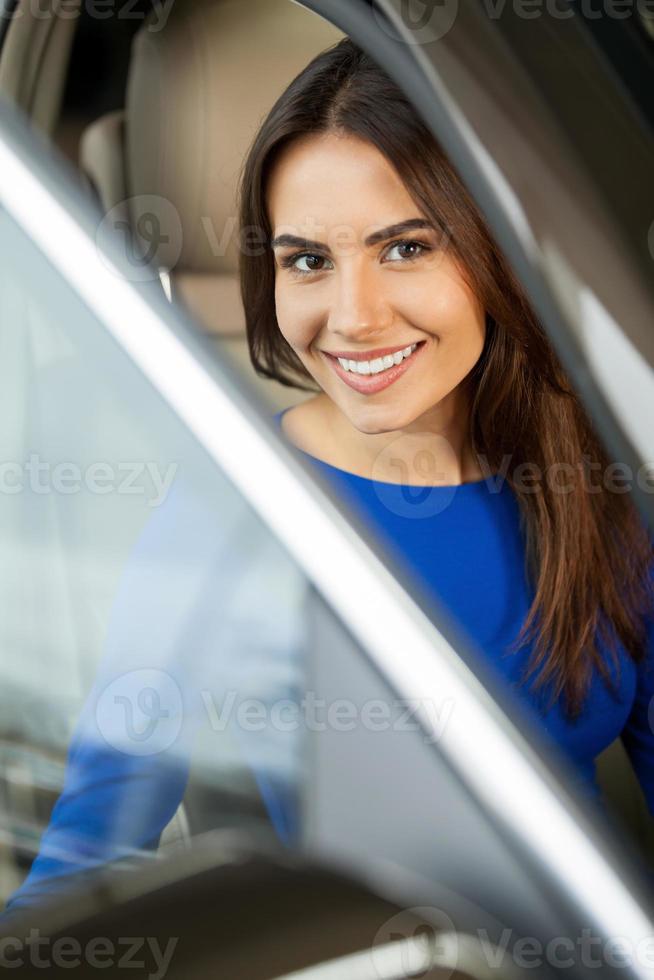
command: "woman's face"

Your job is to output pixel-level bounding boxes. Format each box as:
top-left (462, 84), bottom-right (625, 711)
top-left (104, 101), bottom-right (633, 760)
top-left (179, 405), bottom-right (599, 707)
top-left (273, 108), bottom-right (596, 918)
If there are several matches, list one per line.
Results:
top-left (268, 132), bottom-right (486, 435)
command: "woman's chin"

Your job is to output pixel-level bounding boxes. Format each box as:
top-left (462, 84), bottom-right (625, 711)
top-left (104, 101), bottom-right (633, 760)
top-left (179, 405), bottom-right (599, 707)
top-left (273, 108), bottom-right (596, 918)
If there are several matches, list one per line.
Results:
top-left (339, 401), bottom-right (413, 436)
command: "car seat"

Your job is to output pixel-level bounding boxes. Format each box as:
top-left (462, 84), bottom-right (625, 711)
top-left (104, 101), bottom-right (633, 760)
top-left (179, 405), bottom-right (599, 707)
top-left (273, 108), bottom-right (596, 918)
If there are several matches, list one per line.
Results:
top-left (79, 0), bottom-right (343, 410)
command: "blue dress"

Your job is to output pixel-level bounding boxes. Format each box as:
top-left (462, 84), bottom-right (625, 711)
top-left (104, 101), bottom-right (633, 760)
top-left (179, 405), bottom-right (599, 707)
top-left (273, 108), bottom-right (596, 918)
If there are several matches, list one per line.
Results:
top-left (275, 409), bottom-right (654, 813)
top-left (6, 407), bottom-right (654, 910)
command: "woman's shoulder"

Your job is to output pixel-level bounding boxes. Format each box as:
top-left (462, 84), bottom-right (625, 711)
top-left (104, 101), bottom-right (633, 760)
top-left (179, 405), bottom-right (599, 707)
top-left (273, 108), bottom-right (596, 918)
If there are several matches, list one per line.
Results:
top-left (274, 395), bottom-right (335, 457)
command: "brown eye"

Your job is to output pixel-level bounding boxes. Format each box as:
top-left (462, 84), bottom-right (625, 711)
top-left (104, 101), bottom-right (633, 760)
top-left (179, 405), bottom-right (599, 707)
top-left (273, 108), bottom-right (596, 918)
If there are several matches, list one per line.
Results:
top-left (384, 240), bottom-right (429, 263)
top-left (292, 253), bottom-right (332, 273)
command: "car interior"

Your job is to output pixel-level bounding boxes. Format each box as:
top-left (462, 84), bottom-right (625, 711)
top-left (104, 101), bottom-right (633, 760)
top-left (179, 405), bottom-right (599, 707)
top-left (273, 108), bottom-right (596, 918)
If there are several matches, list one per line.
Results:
top-left (0, 0), bottom-right (653, 902)
top-left (2, 0), bottom-right (343, 410)
top-left (0, 0), bottom-right (346, 897)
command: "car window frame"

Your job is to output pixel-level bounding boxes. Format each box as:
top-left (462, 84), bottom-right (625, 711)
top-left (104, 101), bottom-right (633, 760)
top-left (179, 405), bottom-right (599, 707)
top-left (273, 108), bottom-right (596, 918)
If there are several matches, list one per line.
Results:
top-left (0, 24), bottom-right (651, 952)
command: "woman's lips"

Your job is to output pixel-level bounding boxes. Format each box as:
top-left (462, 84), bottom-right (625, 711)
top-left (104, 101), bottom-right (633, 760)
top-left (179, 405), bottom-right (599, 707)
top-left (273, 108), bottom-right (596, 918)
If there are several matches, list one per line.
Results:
top-left (324, 341), bottom-right (426, 394)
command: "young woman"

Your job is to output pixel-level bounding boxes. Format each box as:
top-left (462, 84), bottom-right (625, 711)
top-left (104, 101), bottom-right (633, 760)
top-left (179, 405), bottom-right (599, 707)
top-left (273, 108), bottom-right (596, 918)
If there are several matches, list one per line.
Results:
top-left (239, 37), bottom-right (654, 809)
top-left (6, 36), bottom-right (653, 914)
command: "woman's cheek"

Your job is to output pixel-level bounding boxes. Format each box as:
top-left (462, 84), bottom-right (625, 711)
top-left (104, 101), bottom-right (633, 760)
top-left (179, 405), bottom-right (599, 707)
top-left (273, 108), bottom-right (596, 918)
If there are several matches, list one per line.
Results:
top-left (275, 290), bottom-right (300, 352)
top-left (417, 281), bottom-right (485, 349)
top-left (276, 289), bottom-right (318, 355)
top-left (393, 274), bottom-right (453, 331)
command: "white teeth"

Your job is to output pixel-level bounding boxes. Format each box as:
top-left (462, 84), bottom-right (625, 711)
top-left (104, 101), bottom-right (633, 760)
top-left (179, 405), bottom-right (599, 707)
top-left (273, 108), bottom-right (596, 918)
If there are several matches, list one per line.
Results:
top-left (337, 343), bottom-right (418, 374)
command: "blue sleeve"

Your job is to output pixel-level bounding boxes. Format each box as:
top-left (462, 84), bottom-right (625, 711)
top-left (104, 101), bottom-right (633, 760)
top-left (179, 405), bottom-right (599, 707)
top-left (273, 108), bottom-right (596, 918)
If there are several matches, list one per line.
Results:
top-left (5, 476), bottom-right (306, 911)
top-left (620, 618), bottom-right (654, 817)
top-left (619, 549), bottom-right (654, 817)
top-left (4, 479), bottom-right (213, 910)
top-left (5, 744), bottom-right (191, 912)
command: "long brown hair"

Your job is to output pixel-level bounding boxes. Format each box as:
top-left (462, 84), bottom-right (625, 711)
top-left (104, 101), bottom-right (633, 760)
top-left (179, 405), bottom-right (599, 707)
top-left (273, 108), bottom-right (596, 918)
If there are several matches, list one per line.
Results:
top-left (238, 37), bottom-right (653, 718)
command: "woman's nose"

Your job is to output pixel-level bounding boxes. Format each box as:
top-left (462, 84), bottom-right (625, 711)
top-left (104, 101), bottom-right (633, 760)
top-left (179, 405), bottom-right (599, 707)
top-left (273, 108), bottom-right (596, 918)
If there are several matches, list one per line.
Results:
top-left (327, 263), bottom-right (393, 340)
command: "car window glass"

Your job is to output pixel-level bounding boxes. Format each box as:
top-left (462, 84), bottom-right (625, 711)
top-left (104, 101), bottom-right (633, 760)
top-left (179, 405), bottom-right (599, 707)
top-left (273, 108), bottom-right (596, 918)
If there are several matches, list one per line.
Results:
top-left (0, 199), bottom-right (318, 904)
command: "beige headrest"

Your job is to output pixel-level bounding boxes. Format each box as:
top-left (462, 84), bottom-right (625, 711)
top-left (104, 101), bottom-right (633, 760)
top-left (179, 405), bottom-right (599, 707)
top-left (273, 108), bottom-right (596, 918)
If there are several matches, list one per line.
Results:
top-left (125, 0), bottom-right (343, 276)
top-left (79, 110), bottom-right (127, 215)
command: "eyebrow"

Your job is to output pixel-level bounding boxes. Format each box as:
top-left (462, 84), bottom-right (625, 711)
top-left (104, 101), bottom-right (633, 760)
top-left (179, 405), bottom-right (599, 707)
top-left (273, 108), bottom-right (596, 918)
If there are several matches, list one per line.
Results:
top-left (270, 218), bottom-right (433, 251)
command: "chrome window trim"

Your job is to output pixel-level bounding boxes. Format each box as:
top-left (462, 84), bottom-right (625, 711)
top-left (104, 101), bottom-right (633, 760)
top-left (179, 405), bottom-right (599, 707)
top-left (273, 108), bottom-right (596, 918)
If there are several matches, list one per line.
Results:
top-left (0, 88), bottom-right (651, 960)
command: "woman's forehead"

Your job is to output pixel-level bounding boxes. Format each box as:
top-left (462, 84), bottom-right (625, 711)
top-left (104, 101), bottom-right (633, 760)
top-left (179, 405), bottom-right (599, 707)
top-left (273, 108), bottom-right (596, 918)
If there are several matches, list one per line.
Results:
top-left (267, 132), bottom-right (419, 236)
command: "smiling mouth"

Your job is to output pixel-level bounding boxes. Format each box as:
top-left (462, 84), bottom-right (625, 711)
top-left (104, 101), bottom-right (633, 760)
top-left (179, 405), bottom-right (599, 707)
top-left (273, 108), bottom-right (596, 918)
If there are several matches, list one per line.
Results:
top-left (323, 340), bottom-right (426, 393)
top-left (324, 342), bottom-right (423, 375)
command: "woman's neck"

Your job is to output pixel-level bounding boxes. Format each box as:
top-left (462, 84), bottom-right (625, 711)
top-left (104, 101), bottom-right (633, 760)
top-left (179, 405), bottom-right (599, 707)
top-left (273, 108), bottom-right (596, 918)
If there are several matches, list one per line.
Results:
top-left (281, 391), bottom-right (485, 486)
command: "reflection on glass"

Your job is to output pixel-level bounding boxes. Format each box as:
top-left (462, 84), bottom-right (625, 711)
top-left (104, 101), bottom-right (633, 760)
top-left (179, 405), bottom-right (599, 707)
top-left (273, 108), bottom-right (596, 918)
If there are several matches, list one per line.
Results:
top-left (0, 206), bottom-right (312, 912)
